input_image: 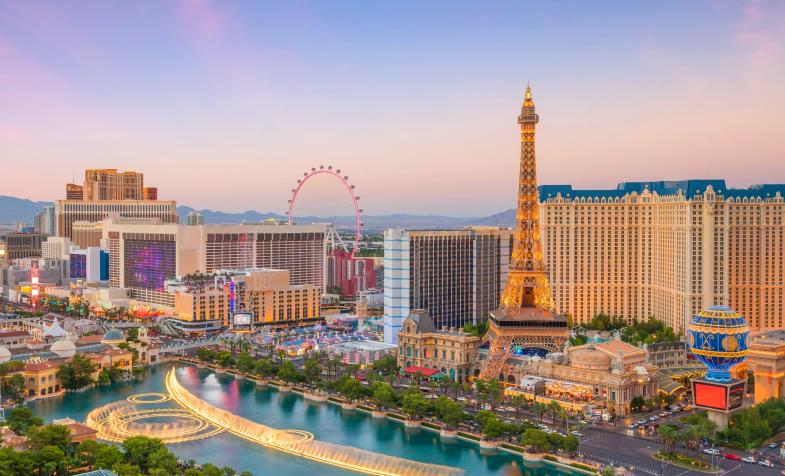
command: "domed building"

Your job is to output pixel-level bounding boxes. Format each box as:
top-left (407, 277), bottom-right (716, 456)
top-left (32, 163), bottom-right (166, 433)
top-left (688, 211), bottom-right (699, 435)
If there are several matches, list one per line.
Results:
top-left (492, 338), bottom-right (659, 417)
top-left (570, 347), bottom-right (612, 371)
top-left (101, 328), bottom-right (125, 347)
top-left (51, 338), bottom-right (77, 358)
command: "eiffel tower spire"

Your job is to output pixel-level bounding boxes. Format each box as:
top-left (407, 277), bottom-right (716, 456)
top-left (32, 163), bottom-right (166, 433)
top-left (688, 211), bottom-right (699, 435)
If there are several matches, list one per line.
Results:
top-left (478, 85), bottom-right (567, 381)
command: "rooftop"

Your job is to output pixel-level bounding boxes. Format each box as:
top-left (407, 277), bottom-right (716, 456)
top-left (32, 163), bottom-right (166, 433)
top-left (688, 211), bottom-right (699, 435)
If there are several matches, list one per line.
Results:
top-left (539, 180), bottom-right (785, 201)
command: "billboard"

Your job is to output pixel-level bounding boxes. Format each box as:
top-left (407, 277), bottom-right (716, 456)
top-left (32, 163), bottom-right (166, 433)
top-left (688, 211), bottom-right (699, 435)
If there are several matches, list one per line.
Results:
top-left (232, 311), bottom-right (253, 333)
top-left (692, 379), bottom-right (746, 412)
top-left (694, 382), bottom-right (727, 410)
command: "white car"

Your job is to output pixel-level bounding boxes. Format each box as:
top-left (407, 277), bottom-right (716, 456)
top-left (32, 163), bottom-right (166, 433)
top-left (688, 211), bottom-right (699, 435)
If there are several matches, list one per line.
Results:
top-left (742, 456), bottom-right (756, 464)
top-left (703, 448), bottom-right (721, 455)
top-left (758, 460), bottom-right (774, 468)
top-left (571, 431), bottom-right (583, 437)
top-left (768, 442), bottom-right (778, 449)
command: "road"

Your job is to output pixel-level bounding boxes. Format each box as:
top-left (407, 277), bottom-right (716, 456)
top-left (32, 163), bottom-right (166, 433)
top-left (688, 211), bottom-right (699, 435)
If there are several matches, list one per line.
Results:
top-left (578, 426), bottom-right (781, 476)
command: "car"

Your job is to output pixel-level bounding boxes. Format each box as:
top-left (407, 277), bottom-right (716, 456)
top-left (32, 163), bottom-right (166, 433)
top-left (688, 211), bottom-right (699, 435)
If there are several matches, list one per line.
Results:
top-left (628, 424), bottom-right (637, 430)
top-left (724, 453), bottom-right (741, 461)
top-left (649, 416), bottom-right (658, 422)
top-left (703, 448), bottom-right (721, 455)
top-left (571, 431), bottom-right (583, 437)
top-left (768, 442), bottom-right (778, 449)
top-left (659, 412), bottom-right (668, 417)
top-left (637, 419), bottom-right (646, 425)
top-left (742, 456), bottom-right (756, 464)
top-left (758, 460), bottom-right (774, 468)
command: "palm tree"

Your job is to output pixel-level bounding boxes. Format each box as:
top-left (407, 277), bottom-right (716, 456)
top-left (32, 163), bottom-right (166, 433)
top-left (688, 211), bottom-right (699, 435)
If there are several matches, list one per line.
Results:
top-left (557, 408), bottom-right (568, 430)
top-left (657, 425), bottom-right (679, 455)
top-left (548, 400), bottom-right (561, 423)
top-left (510, 395), bottom-right (527, 420)
top-left (682, 424), bottom-right (708, 462)
top-left (533, 402), bottom-right (548, 422)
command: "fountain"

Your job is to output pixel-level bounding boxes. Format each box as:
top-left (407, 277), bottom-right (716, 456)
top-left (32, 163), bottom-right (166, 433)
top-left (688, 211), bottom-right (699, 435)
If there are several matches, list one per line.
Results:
top-left (86, 369), bottom-right (464, 476)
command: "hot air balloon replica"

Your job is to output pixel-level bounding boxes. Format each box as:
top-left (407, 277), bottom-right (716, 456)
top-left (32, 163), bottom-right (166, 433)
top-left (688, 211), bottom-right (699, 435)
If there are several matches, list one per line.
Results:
top-left (686, 305), bottom-right (750, 429)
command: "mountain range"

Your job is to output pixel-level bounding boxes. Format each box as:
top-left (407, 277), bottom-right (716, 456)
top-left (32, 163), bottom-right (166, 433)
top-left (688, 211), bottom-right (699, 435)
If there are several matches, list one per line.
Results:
top-left (0, 195), bottom-right (515, 230)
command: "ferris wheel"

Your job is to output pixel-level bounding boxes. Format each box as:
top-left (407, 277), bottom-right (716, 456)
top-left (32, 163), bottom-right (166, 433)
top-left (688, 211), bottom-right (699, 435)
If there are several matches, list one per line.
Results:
top-left (286, 165), bottom-right (363, 257)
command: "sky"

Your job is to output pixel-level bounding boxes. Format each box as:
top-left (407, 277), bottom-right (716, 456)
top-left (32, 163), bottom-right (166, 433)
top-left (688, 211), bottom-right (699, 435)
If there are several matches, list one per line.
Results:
top-left (1, 1), bottom-right (784, 216)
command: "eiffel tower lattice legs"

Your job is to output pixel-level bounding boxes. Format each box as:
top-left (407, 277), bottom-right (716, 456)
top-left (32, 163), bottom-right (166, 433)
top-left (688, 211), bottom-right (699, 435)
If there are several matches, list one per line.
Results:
top-left (478, 335), bottom-right (512, 380)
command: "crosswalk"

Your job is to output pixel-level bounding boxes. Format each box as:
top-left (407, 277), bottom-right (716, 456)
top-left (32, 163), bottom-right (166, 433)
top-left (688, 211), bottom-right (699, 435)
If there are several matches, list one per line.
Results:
top-left (581, 451), bottom-right (659, 475)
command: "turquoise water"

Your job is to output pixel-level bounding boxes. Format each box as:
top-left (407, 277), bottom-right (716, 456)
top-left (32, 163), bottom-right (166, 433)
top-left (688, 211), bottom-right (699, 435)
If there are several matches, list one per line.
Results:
top-left (29, 364), bottom-right (570, 476)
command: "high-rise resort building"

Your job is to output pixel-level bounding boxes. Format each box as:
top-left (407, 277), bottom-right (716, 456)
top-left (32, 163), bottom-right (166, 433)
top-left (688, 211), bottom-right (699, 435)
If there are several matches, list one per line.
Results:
top-left (101, 218), bottom-right (326, 307)
top-left (383, 227), bottom-right (511, 343)
top-left (55, 169), bottom-right (178, 247)
top-left (538, 180), bottom-right (785, 333)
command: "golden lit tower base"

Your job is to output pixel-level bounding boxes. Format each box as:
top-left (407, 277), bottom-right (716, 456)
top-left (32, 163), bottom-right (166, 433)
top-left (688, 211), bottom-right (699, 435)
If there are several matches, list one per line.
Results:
top-left (479, 85), bottom-right (568, 381)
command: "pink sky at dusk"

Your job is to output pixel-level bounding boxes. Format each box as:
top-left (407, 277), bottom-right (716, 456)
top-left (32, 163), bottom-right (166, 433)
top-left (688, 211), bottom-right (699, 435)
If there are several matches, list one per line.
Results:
top-left (1, 1), bottom-right (784, 216)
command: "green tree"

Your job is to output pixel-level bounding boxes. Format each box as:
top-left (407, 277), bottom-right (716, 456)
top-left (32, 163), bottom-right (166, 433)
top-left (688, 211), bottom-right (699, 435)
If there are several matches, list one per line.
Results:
top-left (563, 434), bottom-right (579, 453)
top-left (401, 387), bottom-right (431, 420)
top-left (235, 352), bottom-right (254, 373)
top-left (214, 351), bottom-right (234, 368)
top-left (548, 400), bottom-right (561, 422)
top-left (253, 358), bottom-right (273, 379)
top-left (657, 424), bottom-right (679, 455)
top-left (372, 355), bottom-right (398, 376)
top-left (4, 406), bottom-right (43, 435)
top-left (630, 395), bottom-right (645, 413)
top-left (196, 348), bottom-right (215, 362)
top-left (302, 357), bottom-right (322, 383)
top-left (57, 354), bottom-right (98, 390)
top-left (532, 402), bottom-right (547, 422)
top-left (371, 381), bottom-right (397, 411)
top-left (27, 424), bottom-right (71, 450)
top-left (277, 360), bottom-right (298, 384)
top-left (340, 377), bottom-right (366, 402)
top-left (510, 394), bottom-right (527, 420)
top-left (122, 436), bottom-right (169, 473)
top-left (521, 428), bottom-right (551, 452)
top-left (1, 373), bottom-right (26, 404)
top-left (481, 414), bottom-right (506, 440)
top-left (38, 445), bottom-right (68, 476)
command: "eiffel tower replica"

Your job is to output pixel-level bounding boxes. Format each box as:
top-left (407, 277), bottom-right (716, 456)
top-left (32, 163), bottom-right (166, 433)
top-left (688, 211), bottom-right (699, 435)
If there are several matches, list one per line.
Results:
top-left (478, 85), bottom-right (568, 381)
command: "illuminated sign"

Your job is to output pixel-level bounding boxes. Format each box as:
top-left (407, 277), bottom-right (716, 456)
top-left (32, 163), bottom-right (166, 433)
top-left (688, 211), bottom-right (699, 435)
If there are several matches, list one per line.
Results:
top-left (233, 312), bottom-right (252, 326)
top-left (728, 381), bottom-right (745, 410)
top-left (694, 382), bottom-right (728, 410)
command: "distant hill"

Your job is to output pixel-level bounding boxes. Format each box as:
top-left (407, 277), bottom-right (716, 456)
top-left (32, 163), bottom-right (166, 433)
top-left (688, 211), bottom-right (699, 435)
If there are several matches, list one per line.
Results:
top-left (0, 195), bottom-right (515, 230)
top-left (0, 196), bottom-right (53, 223)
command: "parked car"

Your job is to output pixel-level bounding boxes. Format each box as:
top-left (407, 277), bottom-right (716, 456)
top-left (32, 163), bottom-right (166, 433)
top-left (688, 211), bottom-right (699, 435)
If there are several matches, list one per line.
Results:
top-left (571, 431), bottom-right (583, 437)
top-left (758, 460), bottom-right (774, 468)
top-left (724, 453), bottom-right (741, 461)
top-left (742, 456), bottom-right (756, 464)
top-left (768, 442), bottom-right (778, 449)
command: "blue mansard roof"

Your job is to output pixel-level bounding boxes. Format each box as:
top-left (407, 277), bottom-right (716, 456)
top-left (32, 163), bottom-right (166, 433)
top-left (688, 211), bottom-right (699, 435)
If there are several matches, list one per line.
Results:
top-left (539, 180), bottom-right (785, 202)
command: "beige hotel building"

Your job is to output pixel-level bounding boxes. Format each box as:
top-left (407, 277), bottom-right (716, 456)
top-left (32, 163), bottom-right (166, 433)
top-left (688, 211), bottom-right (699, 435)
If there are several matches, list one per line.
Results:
top-left (55, 169), bottom-right (177, 247)
top-left (101, 218), bottom-right (326, 307)
top-left (538, 180), bottom-right (785, 333)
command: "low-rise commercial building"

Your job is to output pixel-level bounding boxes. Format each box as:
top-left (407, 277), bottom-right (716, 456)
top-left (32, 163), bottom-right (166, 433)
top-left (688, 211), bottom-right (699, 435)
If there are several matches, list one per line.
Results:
top-left (396, 309), bottom-right (481, 383)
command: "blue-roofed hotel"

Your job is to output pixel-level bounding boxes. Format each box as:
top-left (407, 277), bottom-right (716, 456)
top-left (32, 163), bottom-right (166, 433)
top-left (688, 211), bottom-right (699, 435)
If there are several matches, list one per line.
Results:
top-left (536, 180), bottom-right (785, 334)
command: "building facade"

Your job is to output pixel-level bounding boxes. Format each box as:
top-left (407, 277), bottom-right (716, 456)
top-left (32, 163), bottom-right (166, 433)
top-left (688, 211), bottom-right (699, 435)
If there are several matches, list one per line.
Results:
top-left (170, 269), bottom-right (320, 332)
top-left (34, 206), bottom-right (56, 235)
top-left (0, 232), bottom-right (47, 260)
top-left (102, 219), bottom-right (326, 307)
top-left (396, 310), bottom-right (481, 383)
top-left (55, 168), bottom-right (177, 247)
top-left (539, 181), bottom-right (785, 333)
top-left (383, 227), bottom-right (511, 343)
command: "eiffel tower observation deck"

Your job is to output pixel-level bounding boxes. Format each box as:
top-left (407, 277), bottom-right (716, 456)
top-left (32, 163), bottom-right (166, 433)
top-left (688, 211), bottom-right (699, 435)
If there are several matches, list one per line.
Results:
top-left (479, 85), bottom-right (568, 381)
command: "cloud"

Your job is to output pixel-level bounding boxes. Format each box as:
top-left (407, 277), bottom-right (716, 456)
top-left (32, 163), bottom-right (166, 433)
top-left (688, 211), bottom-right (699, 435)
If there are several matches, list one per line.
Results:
top-left (734, 0), bottom-right (785, 80)
top-left (176, 0), bottom-right (226, 47)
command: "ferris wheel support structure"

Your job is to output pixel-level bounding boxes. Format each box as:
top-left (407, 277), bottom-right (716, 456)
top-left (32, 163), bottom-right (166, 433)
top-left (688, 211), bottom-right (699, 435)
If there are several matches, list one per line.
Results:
top-left (286, 165), bottom-right (363, 257)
